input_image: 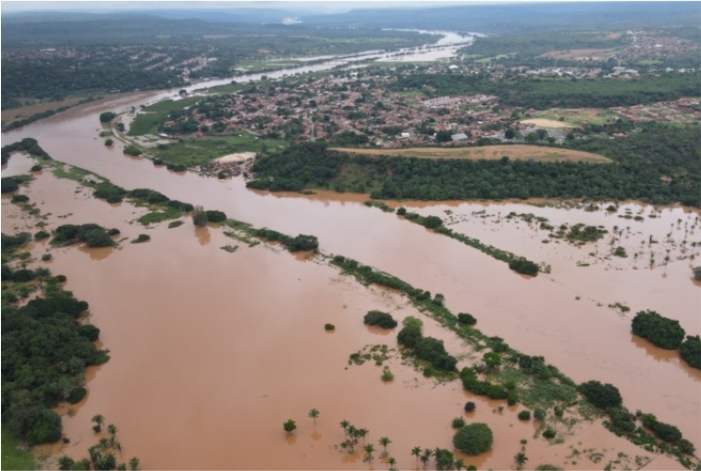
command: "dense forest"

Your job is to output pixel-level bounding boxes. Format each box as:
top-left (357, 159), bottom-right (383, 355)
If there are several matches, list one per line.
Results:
top-left (2, 235), bottom-right (109, 445)
top-left (247, 124), bottom-right (701, 207)
top-left (1, 61), bottom-right (185, 108)
top-left (390, 73), bottom-right (701, 110)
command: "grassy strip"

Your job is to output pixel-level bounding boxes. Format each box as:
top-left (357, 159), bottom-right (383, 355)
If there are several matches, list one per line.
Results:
top-left (398, 208), bottom-right (542, 276)
top-left (1, 426), bottom-right (35, 471)
top-left (364, 200), bottom-right (394, 212)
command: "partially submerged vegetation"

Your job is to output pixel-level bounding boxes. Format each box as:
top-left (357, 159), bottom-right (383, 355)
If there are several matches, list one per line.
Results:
top-left (397, 208), bottom-right (541, 276)
top-left (2, 235), bottom-right (109, 448)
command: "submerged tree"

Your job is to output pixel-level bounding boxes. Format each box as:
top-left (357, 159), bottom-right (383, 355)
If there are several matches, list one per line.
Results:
top-left (308, 408), bottom-right (320, 425)
top-left (192, 205), bottom-right (208, 227)
top-left (283, 419), bottom-right (297, 433)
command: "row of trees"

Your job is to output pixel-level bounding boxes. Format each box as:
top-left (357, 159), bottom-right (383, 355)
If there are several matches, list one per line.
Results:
top-left (631, 310), bottom-right (701, 370)
top-left (390, 72), bottom-right (701, 110)
top-left (248, 124), bottom-right (701, 207)
top-left (578, 380), bottom-right (696, 458)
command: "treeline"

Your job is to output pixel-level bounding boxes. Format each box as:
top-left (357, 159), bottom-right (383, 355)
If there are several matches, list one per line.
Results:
top-left (2, 97), bottom-right (97, 130)
top-left (632, 310), bottom-right (700, 370)
top-left (578, 380), bottom-right (696, 463)
top-left (465, 30), bottom-right (626, 59)
top-left (2, 236), bottom-right (109, 446)
top-left (2, 137), bottom-right (52, 163)
top-left (389, 73), bottom-right (701, 109)
top-left (247, 125), bottom-right (701, 207)
top-left (396, 208), bottom-right (541, 276)
top-left (1, 61), bottom-right (186, 108)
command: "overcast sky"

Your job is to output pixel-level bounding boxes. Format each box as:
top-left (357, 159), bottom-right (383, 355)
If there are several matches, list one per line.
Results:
top-left (1, 1), bottom-right (499, 14)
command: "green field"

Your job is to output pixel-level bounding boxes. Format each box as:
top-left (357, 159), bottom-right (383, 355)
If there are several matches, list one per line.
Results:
top-left (128, 96), bottom-right (202, 136)
top-left (1, 427), bottom-right (35, 471)
top-left (151, 135), bottom-right (286, 167)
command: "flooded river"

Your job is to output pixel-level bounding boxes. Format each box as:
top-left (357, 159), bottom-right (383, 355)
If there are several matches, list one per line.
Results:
top-left (1, 168), bottom-right (687, 470)
top-left (2, 32), bottom-right (699, 469)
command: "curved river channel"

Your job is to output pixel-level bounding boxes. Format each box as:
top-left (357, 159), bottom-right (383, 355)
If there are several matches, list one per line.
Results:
top-left (2, 31), bottom-right (700, 470)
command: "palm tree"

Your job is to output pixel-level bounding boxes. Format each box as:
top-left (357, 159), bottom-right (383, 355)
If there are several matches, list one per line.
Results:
top-left (419, 452), bottom-right (431, 468)
top-left (107, 424), bottom-right (118, 446)
top-left (308, 408), bottom-right (320, 425)
top-left (454, 458), bottom-right (466, 470)
top-left (92, 414), bottom-right (104, 432)
top-left (129, 457), bottom-right (140, 471)
top-left (57, 456), bottom-right (74, 471)
top-left (363, 443), bottom-right (375, 463)
top-left (357, 428), bottom-right (369, 444)
top-left (347, 425), bottom-right (358, 443)
top-left (388, 456), bottom-right (397, 470)
top-left (421, 448), bottom-right (433, 466)
top-left (514, 452), bottom-right (528, 469)
top-left (411, 446), bottom-right (422, 465)
top-left (99, 437), bottom-right (110, 450)
top-left (88, 445), bottom-right (102, 466)
top-left (340, 420), bottom-right (350, 436)
top-left (379, 436), bottom-right (392, 453)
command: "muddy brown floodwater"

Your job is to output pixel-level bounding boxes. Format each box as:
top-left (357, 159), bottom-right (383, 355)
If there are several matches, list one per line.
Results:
top-left (2, 88), bottom-right (699, 469)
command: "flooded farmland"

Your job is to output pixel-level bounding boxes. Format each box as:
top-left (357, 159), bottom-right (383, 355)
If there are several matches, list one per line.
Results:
top-left (2, 81), bottom-right (700, 469)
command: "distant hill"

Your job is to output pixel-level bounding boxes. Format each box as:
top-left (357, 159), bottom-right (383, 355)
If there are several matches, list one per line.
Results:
top-left (302, 2), bottom-right (701, 33)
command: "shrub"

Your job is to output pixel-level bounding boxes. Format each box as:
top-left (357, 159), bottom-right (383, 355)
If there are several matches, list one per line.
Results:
top-left (11, 194), bottom-right (29, 203)
top-left (167, 200), bottom-right (194, 213)
top-left (2, 177), bottom-right (19, 193)
top-left (396, 207), bottom-right (407, 215)
top-left (99, 112), bottom-right (116, 123)
top-left (192, 206), bottom-right (208, 227)
top-left (93, 182), bottom-right (126, 203)
top-left (579, 380), bottom-right (622, 409)
top-left (457, 313), bottom-right (477, 325)
top-left (423, 215), bottom-right (443, 229)
top-left (631, 310), bottom-right (685, 350)
top-left (518, 410), bottom-right (531, 421)
top-left (42, 254), bottom-right (52, 262)
top-left (35, 230), bottom-right (50, 241)
top-left (416, 337), bottom-right (457, 372)
top-left (283, 419), bottom-right (296, 433)
top-left (78, 324), bottom-right (100, 342)
top-left (613, 246), bottom-right (627, 257)
top-left (534, 408), bottom-right (546, 421)
top-left (453, 423), bottom-right (493, 455)
top-left (507, 392), bottom-right (518, 406)
top-left (287, 234), bottom-right (318, 252)
top-left (509, 258), bottom-right (540, 276)
top-left (398, 324), bottom-right (422, 349)
top-left (452, 417), bottom-right (466, 429)
top-left (554, 406), bottom-right (564, 417)
top-left (132, 234), bottom-right (150, 244)
top-left (206, 210), bottom-right (227, 223)
top-left (83, 228), bottom-right (114, 247)
top-left (680, 335), bottom-right (701, 370)
top-left (381, 368), bottom-right (394, 382)
top-left (464, 401), bottom-right (476, 412)
top-left (107, 228), bottom-right (120, 236)
top-left (324, 323), bottom-right (335, 331)
top-left (542, 428), bottom-right (556, 439)
top-left (68, 387), bottom-right (87, 404)
top-left (123, 145), bottom-right (142, 156)
top-left (153, 158), bottom-right (164, 166)
top-left (168, 220), bottom-right (184, 229)
top-left (364, 310), bottom-right (398, 329)
top-left (694, 267), bottom-right (701, 281)
top-left (105, 139), bottom-right (114, 146)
